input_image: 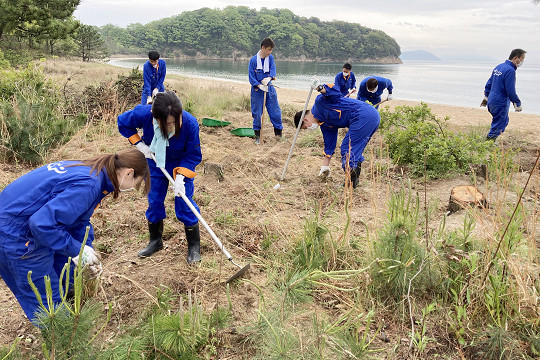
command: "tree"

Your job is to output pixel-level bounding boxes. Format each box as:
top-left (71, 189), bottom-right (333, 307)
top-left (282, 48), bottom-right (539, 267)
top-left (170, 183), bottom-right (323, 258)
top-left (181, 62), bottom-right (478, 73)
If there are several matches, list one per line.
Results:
top-left (96, 6), bottom-right (401, 62)
top-left (74, 24), bottom-right (106, 62)
top-left (0, 0), bottom-right (80, 42)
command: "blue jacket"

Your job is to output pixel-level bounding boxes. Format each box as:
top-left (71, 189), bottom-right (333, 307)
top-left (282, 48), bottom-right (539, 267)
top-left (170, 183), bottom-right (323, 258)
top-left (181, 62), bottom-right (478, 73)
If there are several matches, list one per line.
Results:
top-left (334, 72), bottom-right (356, 96)
top-left (312, 85), bottom-right (380, 158)
top-left (0, 162), bottom-right (114, 258)
top-left (248, 54), bottom-right (277, 88)
top-left (117, 104), bottom-right (202, 178)
top-left (357, 76), bottom-right (393, 101)
top-left (484, 60), bottom-right (521, 108)
top-left (142, 59), bottom-right (166, 100)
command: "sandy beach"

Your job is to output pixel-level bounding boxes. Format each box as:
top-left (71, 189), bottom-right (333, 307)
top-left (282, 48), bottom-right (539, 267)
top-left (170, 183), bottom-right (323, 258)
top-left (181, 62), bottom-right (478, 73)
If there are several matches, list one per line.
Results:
top-left (194, 75), bottom-right (540, 145)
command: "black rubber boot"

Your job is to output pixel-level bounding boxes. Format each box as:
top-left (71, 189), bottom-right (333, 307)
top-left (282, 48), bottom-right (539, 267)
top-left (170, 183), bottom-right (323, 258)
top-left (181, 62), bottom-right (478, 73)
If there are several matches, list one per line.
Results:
top-left (350, 163), bottom-right (362, 189)
top-left (254, 130), bottom-right (261, 145)
top-left (185, 223), bottom-right (201, 264)
top-left (138, 220), bottom-right (163, 257)
top-left (274, 128), bottom-right (282, 138)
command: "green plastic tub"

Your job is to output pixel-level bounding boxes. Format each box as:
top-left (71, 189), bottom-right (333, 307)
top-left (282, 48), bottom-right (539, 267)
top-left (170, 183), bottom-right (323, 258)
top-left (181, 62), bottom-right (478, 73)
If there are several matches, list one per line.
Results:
top-left (230, 127), bottom-right (256, 137)
top-left (201, 118), bottom-right (232, 127)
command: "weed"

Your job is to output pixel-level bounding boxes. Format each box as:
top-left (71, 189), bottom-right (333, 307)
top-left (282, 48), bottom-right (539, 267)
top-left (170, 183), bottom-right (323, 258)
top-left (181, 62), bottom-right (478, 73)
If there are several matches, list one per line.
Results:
top-left (472, 325), bottom-right (523, 360)
top-left (214, 210), bottom-right (238, 226)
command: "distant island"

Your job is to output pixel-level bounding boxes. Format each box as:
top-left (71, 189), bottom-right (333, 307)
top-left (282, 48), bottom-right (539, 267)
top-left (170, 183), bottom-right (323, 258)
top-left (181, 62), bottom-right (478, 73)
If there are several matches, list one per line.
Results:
top-left (99, 6), bottom-right (402, 64)
top-left (400, 50), bottom-right (441, 61)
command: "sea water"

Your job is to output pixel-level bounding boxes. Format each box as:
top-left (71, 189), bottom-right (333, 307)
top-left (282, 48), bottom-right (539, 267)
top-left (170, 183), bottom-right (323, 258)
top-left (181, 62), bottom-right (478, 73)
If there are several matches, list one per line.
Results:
top-left (109, 58), bottom-right (540, 114)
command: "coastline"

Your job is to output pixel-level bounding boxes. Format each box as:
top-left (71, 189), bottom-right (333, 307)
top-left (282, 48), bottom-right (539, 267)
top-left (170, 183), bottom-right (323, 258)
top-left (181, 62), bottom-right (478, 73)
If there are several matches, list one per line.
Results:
top-left (106, 54), bottom-right (402, 64)
top-left (175, 73), bottom-right (540, 144)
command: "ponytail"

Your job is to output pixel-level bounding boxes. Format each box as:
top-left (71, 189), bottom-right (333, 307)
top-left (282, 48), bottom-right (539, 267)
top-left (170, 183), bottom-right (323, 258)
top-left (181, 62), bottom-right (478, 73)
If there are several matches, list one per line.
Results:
top-left (71, 149), bottom-right (150, 198)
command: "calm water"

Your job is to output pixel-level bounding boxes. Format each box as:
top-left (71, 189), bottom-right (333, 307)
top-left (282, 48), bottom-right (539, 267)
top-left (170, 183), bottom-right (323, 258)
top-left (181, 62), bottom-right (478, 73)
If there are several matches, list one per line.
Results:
top-left (109, 58), bottom-right (540, 114)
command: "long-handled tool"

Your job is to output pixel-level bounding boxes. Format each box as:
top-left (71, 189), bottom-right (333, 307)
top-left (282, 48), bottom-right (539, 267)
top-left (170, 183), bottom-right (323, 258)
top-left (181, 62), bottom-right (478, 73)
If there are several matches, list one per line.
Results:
top-left (150, 154), bottom-right (250, 283)
top-left (373, 98), bottom-right (389, 108)
top-left (257, 90), bottom-right (267, 145)
top-left (273, 87), bottom-right (314, 190)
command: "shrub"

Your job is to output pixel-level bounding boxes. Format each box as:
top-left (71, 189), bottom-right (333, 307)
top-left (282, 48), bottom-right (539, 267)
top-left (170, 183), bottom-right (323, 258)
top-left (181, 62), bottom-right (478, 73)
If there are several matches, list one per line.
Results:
top-left (379, 103), bottom-right (492, 178)
top-left (0, 65), bottom-right (85, 164)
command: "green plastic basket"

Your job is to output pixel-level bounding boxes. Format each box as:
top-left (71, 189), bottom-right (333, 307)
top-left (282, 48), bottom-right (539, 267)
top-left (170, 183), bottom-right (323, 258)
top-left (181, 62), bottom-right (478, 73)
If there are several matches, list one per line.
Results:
top-left (230, 127), bottom-right (256, 137)
top-left (201, 118), bottom-right (232, 127)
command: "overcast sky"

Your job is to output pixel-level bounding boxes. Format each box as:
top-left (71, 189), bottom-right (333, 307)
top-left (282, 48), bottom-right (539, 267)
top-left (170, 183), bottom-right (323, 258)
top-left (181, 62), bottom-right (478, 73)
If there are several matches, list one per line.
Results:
top-left (73, 0), bottom-right (540, 63)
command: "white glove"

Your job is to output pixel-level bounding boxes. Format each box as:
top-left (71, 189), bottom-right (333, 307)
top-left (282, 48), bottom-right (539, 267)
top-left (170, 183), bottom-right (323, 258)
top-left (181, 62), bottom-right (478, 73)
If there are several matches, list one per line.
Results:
top-left (480, 96), bottom-right (488, 107)
top-left (152, 88), bottom-right (159, 97)
top-left (347, 88), bottom-right (356, 96)
top-left (261, 77), bottom-right (272, 86)
top-left (174, 174), bottom-right (185, 197)
top-left (514, 104), bottom-right (522, 112)
top-left (73, 245), bottom-right (101, 268)
top-left (135, 142), bottom-right (153, 158)
top-left (146, 96), bottom-right (152, 105)
top-left (387, 94), bottom-right (393, 101)
top-left (258, 84), bottom-right (269, 92)
top-left (310, 76), bottom-right (321, 90)
top-left (318, 165), bottom-right (330, 177)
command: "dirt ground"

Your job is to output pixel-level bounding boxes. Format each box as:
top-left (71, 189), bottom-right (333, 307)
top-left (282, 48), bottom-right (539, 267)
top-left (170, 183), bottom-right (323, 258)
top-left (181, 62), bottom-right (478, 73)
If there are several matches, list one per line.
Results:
top-left (1, 72), bottom-right (540, 358)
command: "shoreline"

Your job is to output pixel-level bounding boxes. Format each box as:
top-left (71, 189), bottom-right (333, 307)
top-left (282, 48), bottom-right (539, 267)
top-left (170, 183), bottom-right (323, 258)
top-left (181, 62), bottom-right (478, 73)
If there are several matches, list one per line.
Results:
top-left (170, 72), bottom-right (540, 144)
top-left (105, 59), bottom-right (540, 117)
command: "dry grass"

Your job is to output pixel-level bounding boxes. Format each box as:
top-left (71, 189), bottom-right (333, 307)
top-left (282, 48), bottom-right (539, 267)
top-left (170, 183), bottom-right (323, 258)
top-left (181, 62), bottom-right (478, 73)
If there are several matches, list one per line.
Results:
top-left (1, 59), bottom-right (540, 359)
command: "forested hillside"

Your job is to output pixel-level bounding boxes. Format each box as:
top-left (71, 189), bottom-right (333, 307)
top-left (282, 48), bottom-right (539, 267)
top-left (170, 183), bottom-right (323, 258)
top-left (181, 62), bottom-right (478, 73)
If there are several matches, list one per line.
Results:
top-left (99, 6), bottom-right (401, 62)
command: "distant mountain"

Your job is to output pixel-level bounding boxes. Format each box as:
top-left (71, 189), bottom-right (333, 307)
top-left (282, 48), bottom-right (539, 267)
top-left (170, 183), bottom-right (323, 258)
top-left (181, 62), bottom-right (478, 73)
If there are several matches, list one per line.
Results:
top-left (400, 50), bottom-right (441, 61)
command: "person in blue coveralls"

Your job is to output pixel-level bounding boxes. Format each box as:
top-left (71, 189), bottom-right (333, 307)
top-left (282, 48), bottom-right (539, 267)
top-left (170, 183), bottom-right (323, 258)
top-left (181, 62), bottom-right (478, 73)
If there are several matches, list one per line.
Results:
top-left (0, 149), bottom-right (150, 323)
top-left (334, 63), bottom-right (356, 97)
top-left (356, 76), bottom-right (393, 109)
top-left (118, 91), bottom-right (203, 263)
top-left (249, 37), bottom-right (283, 144)
top-left (141, 51), bottom-right (167, 105)
top-left (294, 80), bottom-right (380, 188)
top-left (480, 48), bottom-right (526, 141)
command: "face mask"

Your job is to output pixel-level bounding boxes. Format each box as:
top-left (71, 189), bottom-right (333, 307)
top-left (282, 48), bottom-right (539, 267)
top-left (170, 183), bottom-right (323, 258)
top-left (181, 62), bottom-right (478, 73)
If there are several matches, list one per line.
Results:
top-left (152, 63), bottom-right (158, 69)
top-left (368, 85), bottom-right (378, 93)
top-left (119, 173), bottom-right (135, 192)
top-left (516, 59), bottom-right (523, 67)
top-left (307, 123), bottom-right (319, 130)
top-left (343, 72), bottom-right (349, 77)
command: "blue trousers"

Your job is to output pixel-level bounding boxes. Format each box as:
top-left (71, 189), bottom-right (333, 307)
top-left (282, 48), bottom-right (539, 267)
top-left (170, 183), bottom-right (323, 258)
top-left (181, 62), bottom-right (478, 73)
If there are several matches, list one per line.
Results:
top-left (487, 102), bottom-right (510, 139)
top-left (251, 86), bottom-right (282, 130)
top-left (340, 117), bottom-right (381, 170)
top-left (146, 173), bottom-right (199, 226)
top-left (0, 218), bottom-right (83, 322)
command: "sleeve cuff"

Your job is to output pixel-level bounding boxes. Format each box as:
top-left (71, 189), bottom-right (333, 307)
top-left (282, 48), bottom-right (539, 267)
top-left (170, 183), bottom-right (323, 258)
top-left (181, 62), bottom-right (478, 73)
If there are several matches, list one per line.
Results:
top-left (173, 167), bottom-right (196, 179)
top-left (128, 134), bottom-right (142, 145)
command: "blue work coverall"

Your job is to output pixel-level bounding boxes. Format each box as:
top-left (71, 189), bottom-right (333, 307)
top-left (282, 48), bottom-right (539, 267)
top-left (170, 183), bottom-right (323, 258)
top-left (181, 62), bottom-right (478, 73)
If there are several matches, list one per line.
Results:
top-left (248, 54), bottom-right (283, 131)
top-left (357, 76), bottom-right (393, 108)
top-left (334, 71), bottom-right (357, 97)
top-left (312, 84), bottom-right (381, 170)
top-left (141, 59), bottom-right (166, 105)
top-left (484, 60), bottom-right (521, 139)
top-left (0, 162), bottom-right (113, 321)
top-left (118, 105), bottom-right (202, 225)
